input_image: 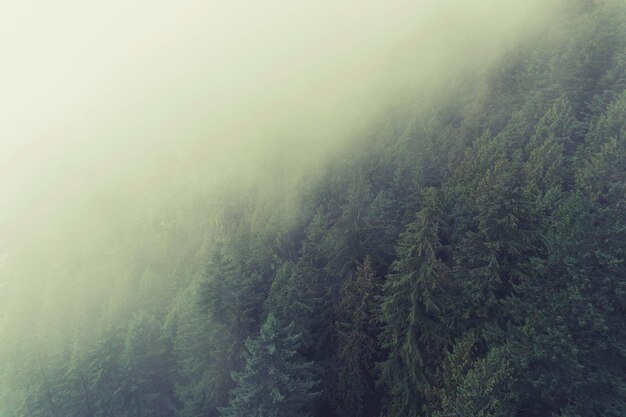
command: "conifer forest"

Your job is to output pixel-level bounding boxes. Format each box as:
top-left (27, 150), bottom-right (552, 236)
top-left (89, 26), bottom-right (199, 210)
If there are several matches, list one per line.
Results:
top-left (1, 1), bottom-right (625, 416)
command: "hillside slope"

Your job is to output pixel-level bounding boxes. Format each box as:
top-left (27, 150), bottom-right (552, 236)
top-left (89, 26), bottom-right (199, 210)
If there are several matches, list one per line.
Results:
top-left (1, 1), bottom-right (625, 416)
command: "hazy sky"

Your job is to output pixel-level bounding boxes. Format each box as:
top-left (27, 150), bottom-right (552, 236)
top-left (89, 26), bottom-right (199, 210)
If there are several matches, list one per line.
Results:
top-left (0, 0), bottom-right (565, 376)
top-left (0, 0), bottom-right (556, 247)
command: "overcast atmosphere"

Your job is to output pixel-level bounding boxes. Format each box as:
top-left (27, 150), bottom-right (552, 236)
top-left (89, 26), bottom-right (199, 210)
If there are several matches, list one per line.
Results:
top-left (0, 0), bottom-right (555, 245)
top-left (5, 1), bottom-right (623, 416)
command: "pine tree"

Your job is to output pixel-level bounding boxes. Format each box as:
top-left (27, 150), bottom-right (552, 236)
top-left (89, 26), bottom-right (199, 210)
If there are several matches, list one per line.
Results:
top-left (458, 151), bottom-right (542, 325)
top-left (120, 313), bottom-right (179, 417)
top-left (200, 242), bottom-right (271, 415)
top-left (378, 188), bottom-right (451, 417)
top-left (264, 262), bottom-right (314, 348)
top-left (220, 313), bottom-right (319, 417)
top-left (332, 256), bottom-right (381, 417)
top-left (435, 340), bottom-right (515, 417)
top-left (508, 135), bottom-right (626, 416)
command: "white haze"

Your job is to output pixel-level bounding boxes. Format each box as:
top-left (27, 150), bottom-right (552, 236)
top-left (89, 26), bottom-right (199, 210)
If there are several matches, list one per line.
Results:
top-left (0, 0), bottom-right (561, 321)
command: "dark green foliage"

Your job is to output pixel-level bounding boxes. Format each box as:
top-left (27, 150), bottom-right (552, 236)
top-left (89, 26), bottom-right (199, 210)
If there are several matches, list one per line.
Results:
top-left (437, 342), bottom-right (516, 417)
top-left (379, 187), bottom-right (452, 417)
top-left (2, 2), bottom-right (626, 417)
top-left (508, 134), bottom-right (626, 416)
top-left (332, 257), bottom-right (381, 417)
top-left (119, 313), bottom-right (180, 417)
top-left (220, 314), bottom-right (319, 417)
top-left (264, 262), bottom-right (313, 346)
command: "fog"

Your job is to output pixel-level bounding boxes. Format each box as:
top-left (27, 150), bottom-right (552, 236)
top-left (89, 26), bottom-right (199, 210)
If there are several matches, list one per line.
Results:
top-left (0, 0), bottom-right (558, 240)
top-left (0, 0), bottom-right (560, 355)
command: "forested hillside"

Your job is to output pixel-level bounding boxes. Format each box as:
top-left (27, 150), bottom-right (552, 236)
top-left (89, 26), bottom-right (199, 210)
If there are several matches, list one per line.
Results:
top-left (1, 1), bottom-right (625, 416)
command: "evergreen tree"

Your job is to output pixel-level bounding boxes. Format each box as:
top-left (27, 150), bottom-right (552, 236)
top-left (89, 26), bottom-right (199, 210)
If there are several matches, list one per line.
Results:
top-left (378, 188), bottom-right (451, 417)
top-left (2, 3), bottom-right (626, 417)
top-left (264, 262), bottom-right (314, 348)
top-left (220, 314), bottom-right (319, 417)
top-left (332, 256), bottom-right (381, 417)
top-left (435, 339), bottom-right (515, 417)
top-left (120, 313), bottom-right (179, 417)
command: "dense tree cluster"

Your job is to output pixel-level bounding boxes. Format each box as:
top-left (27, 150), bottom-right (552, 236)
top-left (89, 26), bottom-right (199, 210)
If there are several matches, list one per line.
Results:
top-left (1, 1), bottom-right (625, 416)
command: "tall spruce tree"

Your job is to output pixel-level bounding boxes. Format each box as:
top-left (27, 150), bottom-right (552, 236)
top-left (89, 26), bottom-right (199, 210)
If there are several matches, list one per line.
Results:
top-left (220, 313), bottom-right (319, 417)
top-left (332, 256), bottom-right (381, 417)
top-left (378, 188), bottom-right (451, 417)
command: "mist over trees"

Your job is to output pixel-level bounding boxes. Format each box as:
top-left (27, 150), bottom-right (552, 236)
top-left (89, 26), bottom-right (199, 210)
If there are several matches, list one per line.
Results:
top-left (1, 1), bottom-right (626, 416)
